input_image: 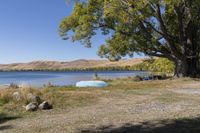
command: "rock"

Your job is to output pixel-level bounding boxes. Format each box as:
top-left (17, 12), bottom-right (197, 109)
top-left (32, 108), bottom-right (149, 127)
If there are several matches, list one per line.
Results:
top-left (12, 92), bottom-right (21, 101)
top-left (27, 93), bottom-right (42, 105)
top-left (25, 102), bottom-right (38, 111)
top-left (39, 101), bottom-right (52, 110)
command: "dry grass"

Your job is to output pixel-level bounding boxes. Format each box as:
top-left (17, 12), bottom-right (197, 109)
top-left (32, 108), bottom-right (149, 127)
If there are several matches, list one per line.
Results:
top-left (1, 78), bottom-right (200, 133)
top-left (0, 87), bottom-right (41, 104)
top-left (0, 85), bottom-right (100, 117)
top-left (0, 78), bottom-right (197, 108)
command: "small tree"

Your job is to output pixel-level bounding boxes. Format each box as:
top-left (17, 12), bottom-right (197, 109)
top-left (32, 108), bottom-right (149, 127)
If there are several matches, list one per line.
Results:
top-left (59, 0), bottom-right (200, 77)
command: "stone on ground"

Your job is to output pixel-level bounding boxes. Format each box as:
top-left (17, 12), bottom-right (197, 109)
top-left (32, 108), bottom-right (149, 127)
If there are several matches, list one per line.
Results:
top-left (25, 102), bottom-right (38, 111)
top-left (39, 101), bottom-right (52, 110)
top-left (27, 93), bottom-right (42, 105)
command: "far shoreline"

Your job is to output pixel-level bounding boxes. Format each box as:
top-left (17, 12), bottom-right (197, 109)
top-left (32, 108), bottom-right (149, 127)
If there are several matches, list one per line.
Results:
top-left (0, 69), bottom-right (146, 72)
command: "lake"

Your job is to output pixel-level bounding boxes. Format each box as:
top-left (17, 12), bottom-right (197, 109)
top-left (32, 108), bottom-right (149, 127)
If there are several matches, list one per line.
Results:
top-left (0, 71), bottom-right (149, 87)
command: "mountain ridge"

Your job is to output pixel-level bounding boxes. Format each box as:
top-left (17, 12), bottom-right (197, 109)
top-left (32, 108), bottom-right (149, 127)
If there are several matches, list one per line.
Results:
top-left (0, 58), bottom-right (145, 71)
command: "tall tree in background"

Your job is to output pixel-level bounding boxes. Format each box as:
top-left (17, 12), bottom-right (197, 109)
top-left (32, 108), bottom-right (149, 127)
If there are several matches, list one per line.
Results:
top-left (59, 0), bottom-right (200, 77)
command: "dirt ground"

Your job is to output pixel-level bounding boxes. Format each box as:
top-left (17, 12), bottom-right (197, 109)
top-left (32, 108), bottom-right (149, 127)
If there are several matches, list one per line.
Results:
top-left (1, 79), bottom-right (200, 133)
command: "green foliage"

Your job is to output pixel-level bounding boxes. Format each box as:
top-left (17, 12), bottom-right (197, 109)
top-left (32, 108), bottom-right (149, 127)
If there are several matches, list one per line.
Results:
top-left (60, 0), bottom-right (200, 76)
top-left (133, 58), bottom-right (175, 74)
top-left (60, 0), bottom-right (191, 58)
top-left (59, 0), bottom-right (103, 47)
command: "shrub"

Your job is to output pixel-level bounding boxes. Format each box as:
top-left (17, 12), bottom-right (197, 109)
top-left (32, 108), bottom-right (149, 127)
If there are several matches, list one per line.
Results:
top-left (132, 75), bottom-right (143, 81)
top-left (132, 58), bottom-right (175, 74)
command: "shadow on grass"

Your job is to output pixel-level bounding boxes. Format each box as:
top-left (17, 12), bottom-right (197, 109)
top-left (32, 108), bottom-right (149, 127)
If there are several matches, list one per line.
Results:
top-left (0, 113), bottom-right (21, 131)
top-left (80, 116), bottom-right (200, 133)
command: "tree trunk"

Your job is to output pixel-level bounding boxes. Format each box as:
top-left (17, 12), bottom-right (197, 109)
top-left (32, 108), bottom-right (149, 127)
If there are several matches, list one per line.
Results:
top-left (174, 58), bottom-right (200, 77)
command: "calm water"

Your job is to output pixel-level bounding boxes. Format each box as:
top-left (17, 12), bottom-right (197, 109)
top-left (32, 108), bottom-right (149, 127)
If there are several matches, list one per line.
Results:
top-left (0, 71), bottom-right (148, 87)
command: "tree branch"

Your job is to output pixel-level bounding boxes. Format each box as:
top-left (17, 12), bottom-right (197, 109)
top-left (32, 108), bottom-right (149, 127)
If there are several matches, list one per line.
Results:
top-left (143, 20), bottom-right (164, 36)
top-left (174, 4), bottom-right (187, 52)
top-left (155, 4), bottom-right (184, 59)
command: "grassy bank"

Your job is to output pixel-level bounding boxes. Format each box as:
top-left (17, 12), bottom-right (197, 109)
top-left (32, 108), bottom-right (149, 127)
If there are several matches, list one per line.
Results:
top-left (1, 78), bottom-right (200, 132)
top-left (0, 86), bottom-right (99, 117)
top-left (0, 78), bottom-right (198, 115)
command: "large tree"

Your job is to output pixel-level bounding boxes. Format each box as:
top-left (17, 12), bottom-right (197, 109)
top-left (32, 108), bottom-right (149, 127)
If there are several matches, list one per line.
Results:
top-left (59, 0), bottom-right (200, 77)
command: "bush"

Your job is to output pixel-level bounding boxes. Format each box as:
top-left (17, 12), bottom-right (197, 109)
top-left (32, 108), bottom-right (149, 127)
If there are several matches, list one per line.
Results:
top-left (132, 75), bottom-right (143, 81)
top-left (132, 58), bottom-right (175, 74)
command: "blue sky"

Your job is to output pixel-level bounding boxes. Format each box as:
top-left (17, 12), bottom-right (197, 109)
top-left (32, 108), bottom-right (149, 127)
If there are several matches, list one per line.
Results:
top-left (0, 0), bottom-right (139, 64)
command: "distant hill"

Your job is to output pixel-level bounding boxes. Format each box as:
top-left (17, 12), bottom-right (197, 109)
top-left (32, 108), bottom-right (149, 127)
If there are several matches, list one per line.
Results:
top-left (0, 58), bottom-right (145, 71)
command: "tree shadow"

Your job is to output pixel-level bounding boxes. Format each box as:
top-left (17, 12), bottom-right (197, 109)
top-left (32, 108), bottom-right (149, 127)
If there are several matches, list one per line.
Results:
top-left (0, 125), bottom-right (13, 131)
top-left (0, 113), bottom-right (21, 131)
top-left (80, 116), bottom-right (200, 133)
